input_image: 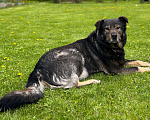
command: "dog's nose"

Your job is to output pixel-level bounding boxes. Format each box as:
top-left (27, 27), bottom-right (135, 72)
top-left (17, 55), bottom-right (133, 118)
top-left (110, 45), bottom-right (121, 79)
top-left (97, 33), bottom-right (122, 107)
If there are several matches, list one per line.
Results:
top-left (111, 33), bottom-right (117, 40)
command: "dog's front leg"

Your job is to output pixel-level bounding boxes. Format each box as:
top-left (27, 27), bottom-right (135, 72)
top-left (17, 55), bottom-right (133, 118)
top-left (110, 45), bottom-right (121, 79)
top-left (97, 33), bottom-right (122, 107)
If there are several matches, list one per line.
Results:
top-left (125, 59), bottom-right (150, 67)
top-left (136, 67), bottom-right (150, 73)
top-left (120, 67), bottom-right (150, 74)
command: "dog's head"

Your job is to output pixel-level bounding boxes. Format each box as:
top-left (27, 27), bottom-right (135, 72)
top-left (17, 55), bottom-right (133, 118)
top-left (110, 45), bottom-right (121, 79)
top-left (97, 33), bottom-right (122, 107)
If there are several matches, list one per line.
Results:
top-left (95, 16), bottom-right (128, 48)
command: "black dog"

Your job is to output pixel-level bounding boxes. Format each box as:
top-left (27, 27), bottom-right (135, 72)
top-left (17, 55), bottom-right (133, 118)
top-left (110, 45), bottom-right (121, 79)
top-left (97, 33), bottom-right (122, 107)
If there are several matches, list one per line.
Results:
top-left (0, 16), bottom-right (150, 111)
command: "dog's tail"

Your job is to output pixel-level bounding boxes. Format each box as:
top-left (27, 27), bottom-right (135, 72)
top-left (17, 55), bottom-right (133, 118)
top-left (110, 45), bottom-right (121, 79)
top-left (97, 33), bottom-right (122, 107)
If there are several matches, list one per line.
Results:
top-left (0, 81), bottom-right (44, 112)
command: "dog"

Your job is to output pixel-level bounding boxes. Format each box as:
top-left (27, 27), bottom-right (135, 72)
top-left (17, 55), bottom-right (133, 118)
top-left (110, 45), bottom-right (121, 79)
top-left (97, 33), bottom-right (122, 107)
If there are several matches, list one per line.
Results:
top-left (0, 16), bottom-right (150, 111)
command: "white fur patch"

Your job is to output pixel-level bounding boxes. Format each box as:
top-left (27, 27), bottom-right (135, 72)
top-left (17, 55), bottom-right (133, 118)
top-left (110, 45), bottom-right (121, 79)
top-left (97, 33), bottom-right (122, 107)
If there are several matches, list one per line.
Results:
top-left (38, 81), bottom-right (44, 92)
top-left (68, 49), bottom-right (85, 65)
top-left (14, 91), bottom-right (23, 94)
top-left (79, 67), bottom-right (89, 80)
top-left (55, 51), bottom-right (69, 58)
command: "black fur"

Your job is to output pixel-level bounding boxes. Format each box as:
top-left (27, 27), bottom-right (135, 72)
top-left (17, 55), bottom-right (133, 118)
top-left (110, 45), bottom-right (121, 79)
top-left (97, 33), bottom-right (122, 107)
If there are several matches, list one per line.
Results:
top-left (0, 16), bottom-right (139, 111)
top-left (0, 84), bottom-right (43, 111)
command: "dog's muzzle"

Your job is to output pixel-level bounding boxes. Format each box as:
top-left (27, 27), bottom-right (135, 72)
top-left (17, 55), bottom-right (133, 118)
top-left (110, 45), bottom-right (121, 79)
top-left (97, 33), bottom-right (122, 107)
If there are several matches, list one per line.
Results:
top-left (110, 32), bottom-right (120, 43)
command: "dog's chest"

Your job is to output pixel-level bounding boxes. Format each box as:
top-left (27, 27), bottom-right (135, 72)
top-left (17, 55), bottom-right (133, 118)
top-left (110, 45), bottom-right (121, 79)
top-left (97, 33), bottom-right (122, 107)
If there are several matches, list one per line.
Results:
top-left (111, 51), bottom-right (125, 67)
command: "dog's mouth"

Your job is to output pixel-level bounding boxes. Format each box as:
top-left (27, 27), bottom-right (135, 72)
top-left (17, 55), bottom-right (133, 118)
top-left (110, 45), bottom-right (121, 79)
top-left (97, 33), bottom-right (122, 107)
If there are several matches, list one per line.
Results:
top-left (109, 38), bottom-right (121, 43)
top-left (106, 33), bottom-right (122, 48)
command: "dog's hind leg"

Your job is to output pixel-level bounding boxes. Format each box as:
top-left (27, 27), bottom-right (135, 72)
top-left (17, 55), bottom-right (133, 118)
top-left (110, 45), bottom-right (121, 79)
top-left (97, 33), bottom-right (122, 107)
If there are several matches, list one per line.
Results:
top-left (125, 60), bottom-right (150, 67)
top-left (76, 79), bottom-right (100, 87)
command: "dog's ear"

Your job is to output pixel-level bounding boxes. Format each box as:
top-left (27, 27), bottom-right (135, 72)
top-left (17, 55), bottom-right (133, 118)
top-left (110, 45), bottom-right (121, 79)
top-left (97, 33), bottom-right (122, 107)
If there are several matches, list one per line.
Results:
top-left (95, 20), bottom-right (104, 29)
top-left (118, 16), bottom-right (128, 25)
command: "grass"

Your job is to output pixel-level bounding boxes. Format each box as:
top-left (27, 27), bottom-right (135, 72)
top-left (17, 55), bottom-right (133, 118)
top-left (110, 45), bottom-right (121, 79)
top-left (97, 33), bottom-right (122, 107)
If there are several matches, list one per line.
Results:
top-left (0, 0), bottom-right (150, 119)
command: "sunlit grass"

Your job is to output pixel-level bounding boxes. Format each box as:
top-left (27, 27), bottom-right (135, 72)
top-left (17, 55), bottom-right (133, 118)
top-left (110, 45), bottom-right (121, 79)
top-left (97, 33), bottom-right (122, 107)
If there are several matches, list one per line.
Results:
top-left (0, 1), bottom-right (150, 119)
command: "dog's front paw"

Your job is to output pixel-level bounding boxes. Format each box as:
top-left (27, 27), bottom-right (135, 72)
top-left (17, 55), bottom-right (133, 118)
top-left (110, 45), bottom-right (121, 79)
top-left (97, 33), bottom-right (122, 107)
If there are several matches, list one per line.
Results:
top-left (137, 67), bottom-right (150, 73)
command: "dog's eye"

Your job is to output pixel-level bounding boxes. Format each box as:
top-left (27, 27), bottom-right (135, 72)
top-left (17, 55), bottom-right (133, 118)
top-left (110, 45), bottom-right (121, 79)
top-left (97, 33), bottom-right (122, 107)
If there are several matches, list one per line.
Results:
top-left (105, 28), bottom-right (110, 31)
top-left (116, 27), bottom-right (121, 30)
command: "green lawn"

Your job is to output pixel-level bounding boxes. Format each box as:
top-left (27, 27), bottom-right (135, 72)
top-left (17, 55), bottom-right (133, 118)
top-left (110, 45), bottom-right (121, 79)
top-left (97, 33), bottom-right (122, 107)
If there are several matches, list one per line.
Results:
top-left (0, 1), bottom-right (150, 119)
